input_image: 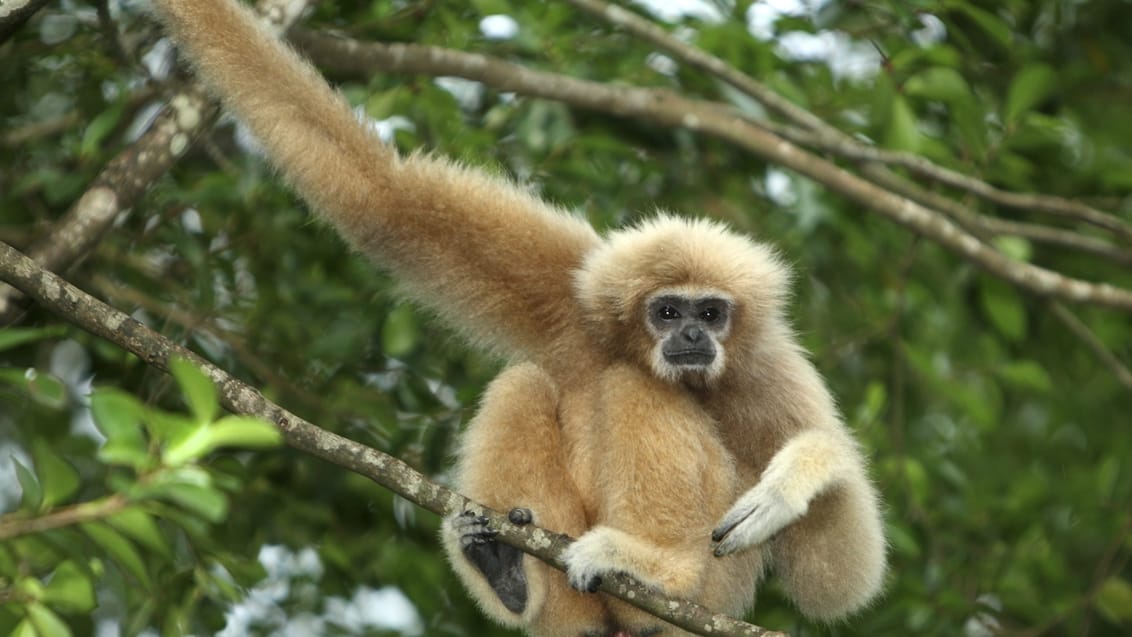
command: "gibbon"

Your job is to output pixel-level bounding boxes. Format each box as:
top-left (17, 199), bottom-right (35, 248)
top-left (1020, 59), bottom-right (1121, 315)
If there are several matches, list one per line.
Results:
top-left (150, 1), bottom-right (887, 636)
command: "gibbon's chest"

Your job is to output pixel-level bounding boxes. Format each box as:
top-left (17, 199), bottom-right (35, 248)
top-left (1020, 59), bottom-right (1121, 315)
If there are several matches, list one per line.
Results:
top-left (703, 396), bottom-right (783, 485)
top-left (553, 371), bottom-right (740, 522)
top-left (555, 385), bottom-right (603, 521)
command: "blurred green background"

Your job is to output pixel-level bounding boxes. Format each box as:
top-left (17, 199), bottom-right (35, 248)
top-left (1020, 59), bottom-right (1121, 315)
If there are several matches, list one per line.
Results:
top-left (1, 1), bottom-right (1131, 635)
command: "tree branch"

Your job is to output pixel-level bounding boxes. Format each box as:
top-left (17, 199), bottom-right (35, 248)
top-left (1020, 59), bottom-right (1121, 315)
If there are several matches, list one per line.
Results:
top-left (564, 0), bottom-right (1132, 244)
top-left (1047, 302), bottom-right (1132, 392)
top-left (290, 31), bottom-right (1132, 313)
top-left (0, 0), bottom-right (52, 44)
top-left (0, 239), bottom-right (786, 637)
top-left (0, 0), bottom-right (316, 325)
top-left (0, 495), bottom-right (129, 541)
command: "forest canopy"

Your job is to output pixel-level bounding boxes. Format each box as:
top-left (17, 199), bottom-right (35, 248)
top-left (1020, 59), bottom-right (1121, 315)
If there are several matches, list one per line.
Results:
top-left (1, 0), bottom-right (1131, 636)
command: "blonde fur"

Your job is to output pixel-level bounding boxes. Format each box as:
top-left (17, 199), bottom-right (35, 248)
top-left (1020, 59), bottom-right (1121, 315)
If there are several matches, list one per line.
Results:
top-left (151, 1), bottom-right (886, 635)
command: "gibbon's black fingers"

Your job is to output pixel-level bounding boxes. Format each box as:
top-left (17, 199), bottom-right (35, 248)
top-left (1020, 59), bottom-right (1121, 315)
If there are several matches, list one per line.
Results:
top-left (586, 577), bottom-right (602, 594)
top-left (710, 508), bottom-right (749, 543)
top-left (574, 575), bottom-right (602, 594)
top-left (508, 507), bottom-right (534, 525)
top-left (714, 488), bottom-right (804, 557)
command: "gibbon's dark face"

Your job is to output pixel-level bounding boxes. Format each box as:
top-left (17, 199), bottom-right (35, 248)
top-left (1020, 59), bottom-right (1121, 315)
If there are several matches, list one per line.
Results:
top-left (646, 293), bottom-right (733, 382)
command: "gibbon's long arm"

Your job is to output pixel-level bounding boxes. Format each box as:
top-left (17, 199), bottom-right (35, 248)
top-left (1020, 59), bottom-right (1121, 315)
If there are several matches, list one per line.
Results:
top-left (152, 0), bottom-right (601, 365)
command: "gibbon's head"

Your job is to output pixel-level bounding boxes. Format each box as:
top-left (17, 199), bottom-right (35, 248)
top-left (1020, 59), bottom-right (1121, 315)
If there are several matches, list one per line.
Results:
top-left (574, 215), bottom-right (791, 386)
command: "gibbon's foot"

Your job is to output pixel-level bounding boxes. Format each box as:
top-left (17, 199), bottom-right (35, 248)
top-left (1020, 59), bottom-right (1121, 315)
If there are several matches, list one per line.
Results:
top-left (452, 510), bottom-right (528, 613)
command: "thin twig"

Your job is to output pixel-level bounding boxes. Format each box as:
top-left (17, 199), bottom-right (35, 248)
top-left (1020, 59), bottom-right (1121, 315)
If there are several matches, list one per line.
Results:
top-left (1047, 302), bottom-right (1132, 393)
top-left (976, 218), bottom-right (1132, 267)
top-left (0, 495), bottom-right (129, 541)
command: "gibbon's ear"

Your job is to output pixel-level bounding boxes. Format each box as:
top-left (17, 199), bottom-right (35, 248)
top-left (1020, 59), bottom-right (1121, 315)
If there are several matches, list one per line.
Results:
top-left (573, 214), bottom-right (791, 351)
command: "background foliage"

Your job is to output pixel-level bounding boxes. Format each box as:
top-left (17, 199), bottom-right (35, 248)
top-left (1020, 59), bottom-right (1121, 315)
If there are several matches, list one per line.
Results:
top-left (2, 0), bottom-right (1131, 635)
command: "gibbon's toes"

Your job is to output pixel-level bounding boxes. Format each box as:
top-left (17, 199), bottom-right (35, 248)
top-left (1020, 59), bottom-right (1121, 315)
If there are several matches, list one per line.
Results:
top-left (452, 510), bottom-right (530, 614)
top-left (508, 507), bottom-right (533, 525)
top-left (451, 511), bottom-right (499, 548)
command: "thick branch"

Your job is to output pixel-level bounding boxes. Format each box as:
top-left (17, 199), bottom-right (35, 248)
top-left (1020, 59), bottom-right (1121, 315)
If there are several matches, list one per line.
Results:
top-left (0, 240), bottom-right (784, 637)
top-left (291, 31), bottom-right (1132, 313)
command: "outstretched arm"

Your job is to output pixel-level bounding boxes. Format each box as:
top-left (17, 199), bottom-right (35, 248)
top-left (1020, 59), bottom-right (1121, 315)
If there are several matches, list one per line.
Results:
top-left (151, 0), bottom-right (601, 364)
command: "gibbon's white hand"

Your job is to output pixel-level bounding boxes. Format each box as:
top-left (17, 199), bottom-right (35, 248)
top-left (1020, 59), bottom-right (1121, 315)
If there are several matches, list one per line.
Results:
top-left (712, 480), bottom-right (807, 557)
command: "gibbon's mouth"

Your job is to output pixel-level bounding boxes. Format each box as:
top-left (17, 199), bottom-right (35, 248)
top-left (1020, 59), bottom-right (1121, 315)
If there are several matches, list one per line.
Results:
top-left (665, 351), bottom-right (715, 366)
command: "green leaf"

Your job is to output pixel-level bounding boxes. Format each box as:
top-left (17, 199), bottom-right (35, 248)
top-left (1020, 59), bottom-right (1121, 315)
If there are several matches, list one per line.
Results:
top-left (208, 416), bottom-right (283, 450)
top-left (11, 618), bottom-right (38, 637)
top-left (42, 561), bottom-right (96, 613)
top-left (155, 483), bottom-right (228, 523)
top-left (364, 87), bottom-right (403, 120)
top-left (169, 357), bottom-right (218, 425)
top-left (31, 439), bottom-right (80, 509)
top-left (381, 303), bottom-right (421, 358)
top-left (1005, 64), bottom-right (1056, 123)
top-left (886, 521), bottom-right (922, 558)
top-left (26, 602), bottom-right (73, 637)
top-left (162, 414), bottom-right (279, 467)
top-left (156, 465), bottom-right (212, 488)
top-left (81, 522), bottom-right (150, 586)
top-left (24, 370), bottom-right (67, 409)
top-left (978, 278), bottom-right (1027, 341)
top-left (885, 95), bottom-right (920, 152)
top-left (470, 0), bottom-right (511, 14)
top-left (854, 381), bottom-right (887, 425)
top-left (90, 389), bottom-right (149, 469)
top-left (1096, 576), bottom-right (1132, 623)
top-left (900, 457), bottom-right (929, 508)
top-left (904, 67), bottom-right (971, 105)
top-left (14, 457), bottom-right (43, 511)
top-left (992, 236), bottom-right (1033, 262)
top-left (144, 408), bottom-right (196, 447)
top-left (946, 2), bottom-right (1012, 50)
top-left (0, 327), bottom-right (65, 352)
top-left (996, 360), bottom-right (1053, 393)
top-left (106, 508), bottom-right (172, 560)
top-left (162, 427), bottom-right (213, 467)
top-left (80, 101), bottom-right (125, 158)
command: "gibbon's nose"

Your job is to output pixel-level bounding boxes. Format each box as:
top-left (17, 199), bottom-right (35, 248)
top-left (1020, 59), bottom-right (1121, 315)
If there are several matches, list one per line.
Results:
top-left (682, 325), bottom-right (704, 343)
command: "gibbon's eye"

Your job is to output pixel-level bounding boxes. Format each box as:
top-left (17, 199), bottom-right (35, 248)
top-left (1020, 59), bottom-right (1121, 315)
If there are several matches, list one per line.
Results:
top-left (657, 305), bottom-right (680, 321)
top-left (700, 307), bottom-right (721, 323)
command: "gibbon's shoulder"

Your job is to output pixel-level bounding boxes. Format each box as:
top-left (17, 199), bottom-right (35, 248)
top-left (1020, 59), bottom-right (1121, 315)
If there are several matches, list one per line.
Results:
top-left (574, 214), bottom-right (792, 319)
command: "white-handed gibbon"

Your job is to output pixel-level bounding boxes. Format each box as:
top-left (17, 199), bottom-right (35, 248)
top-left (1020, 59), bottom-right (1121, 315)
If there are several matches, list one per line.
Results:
top-left (151, 2), bottom-right (887, 636)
